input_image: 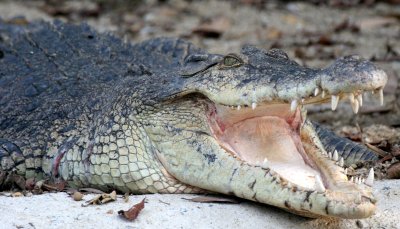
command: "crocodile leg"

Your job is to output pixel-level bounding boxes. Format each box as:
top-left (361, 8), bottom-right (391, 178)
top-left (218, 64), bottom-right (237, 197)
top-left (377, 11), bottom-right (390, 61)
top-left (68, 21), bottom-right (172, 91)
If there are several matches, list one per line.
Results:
top-left (0, 139), bottom-right (29, 189)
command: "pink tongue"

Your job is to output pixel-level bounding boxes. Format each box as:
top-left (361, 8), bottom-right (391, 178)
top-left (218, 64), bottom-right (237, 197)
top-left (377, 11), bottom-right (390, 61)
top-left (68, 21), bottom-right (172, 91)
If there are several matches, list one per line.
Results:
top-left (218, 115), bottom-right (322, 189)
top-left (218, 116), bottom-right (303, 164)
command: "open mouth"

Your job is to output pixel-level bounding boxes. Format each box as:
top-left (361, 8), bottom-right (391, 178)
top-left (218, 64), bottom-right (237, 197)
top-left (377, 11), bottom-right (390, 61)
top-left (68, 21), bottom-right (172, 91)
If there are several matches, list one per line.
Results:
top-left (206, 89), bottom-right (383, 194)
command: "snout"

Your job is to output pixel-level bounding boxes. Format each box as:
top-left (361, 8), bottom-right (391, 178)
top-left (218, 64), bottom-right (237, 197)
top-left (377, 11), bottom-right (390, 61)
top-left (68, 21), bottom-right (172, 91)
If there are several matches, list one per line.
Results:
top-left (320, 55), bottom-right (387, 95)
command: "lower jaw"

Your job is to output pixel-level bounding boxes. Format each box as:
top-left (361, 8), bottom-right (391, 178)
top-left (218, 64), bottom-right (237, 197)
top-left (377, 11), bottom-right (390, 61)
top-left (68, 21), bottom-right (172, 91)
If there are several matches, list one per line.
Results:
top-left (206, 103), bottom-right (375, 218)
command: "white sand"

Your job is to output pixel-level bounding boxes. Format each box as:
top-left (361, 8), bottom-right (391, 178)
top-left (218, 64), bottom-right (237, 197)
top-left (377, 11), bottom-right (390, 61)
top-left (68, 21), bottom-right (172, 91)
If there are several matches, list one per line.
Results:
top-left (0, 180), bottom-right (399, 229)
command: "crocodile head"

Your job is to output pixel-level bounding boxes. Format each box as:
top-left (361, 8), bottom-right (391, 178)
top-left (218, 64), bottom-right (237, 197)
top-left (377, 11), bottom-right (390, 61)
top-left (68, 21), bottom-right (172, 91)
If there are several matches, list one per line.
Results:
top-left (143, 44), bottom-right (387, 219)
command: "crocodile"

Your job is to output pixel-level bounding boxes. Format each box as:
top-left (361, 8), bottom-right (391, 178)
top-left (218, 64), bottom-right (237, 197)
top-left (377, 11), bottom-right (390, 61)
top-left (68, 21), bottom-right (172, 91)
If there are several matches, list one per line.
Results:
top-left (0, 20), bottom-right (387, 219)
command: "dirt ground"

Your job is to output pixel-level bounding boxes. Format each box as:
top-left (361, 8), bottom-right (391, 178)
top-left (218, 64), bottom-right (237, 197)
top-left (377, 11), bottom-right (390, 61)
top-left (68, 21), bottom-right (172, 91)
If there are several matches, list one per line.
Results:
top-left (0, 0), bottom-right (399, 228)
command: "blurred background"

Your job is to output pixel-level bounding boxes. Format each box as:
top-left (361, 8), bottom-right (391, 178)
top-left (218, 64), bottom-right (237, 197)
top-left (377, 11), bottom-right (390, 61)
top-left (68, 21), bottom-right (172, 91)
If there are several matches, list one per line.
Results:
top-left (1, 0), bottom-right (399, 176)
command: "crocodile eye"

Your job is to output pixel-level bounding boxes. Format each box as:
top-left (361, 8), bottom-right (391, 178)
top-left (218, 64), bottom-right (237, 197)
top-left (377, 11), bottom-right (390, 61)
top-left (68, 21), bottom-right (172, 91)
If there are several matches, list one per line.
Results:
top-left (222, 54), bottom-right (243, 68)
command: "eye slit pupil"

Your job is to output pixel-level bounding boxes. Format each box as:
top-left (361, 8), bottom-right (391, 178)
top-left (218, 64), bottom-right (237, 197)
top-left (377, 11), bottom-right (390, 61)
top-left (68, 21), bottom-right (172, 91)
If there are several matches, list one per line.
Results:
top-left (224, 57), bottom-right (237, 66)
top-left (223, 55), bottom-right (242, 67)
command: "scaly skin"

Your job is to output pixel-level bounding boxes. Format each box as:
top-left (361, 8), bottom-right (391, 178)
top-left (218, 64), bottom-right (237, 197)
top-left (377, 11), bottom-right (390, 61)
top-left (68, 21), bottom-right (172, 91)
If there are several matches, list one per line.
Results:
top-left (0, 20), bottom-right (387, 218)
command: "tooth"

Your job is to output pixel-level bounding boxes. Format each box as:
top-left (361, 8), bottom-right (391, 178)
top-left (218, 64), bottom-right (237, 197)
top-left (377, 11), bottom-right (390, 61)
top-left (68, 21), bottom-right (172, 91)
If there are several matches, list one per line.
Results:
top-left (333, 150), bottom-right (339, 161)
top-left (328, 152), bottom-right (332, 159)
top-left (365, 168), bottom-right (374, 186)
top-left (355, 177), bottom-right (359, 184)
top-left (351, 99), bottom-right (359, 114)
top-left (344, 168), bottom-right (348, 175)
top-left (350, 176), bottom-right (354, 182)
top-left (237, 105), bottom-right (241, 110)
top-left (348, 93), bottom-right (355, 103)
top-left (290, 100), bottom-right (298, 112)
top-left (378, 89), bottom-right (384, 106)
top-left (314, 88), bottom-right (320, 96)
top-left (361, 178), bottom-right (365, 183)
top-left (331, 95), bottom-right (339, 111)
top-left (321, 90), bottom-right (326, 98)
top-left (262, 158), bottom-right (268, 169)
top-left (339, 157), bottom-right (344, 167)
top-left (314, 176), bottom-right (326, 193)
top-left (356, 94), bottom-right (363, 106)
top-left (252, 102), bottom-right (257, 110)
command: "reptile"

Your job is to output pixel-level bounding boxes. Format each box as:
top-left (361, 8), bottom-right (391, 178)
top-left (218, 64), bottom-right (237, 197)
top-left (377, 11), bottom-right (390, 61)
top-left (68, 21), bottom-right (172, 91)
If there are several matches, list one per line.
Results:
top-left (0, 20), bottom-right (387, 219)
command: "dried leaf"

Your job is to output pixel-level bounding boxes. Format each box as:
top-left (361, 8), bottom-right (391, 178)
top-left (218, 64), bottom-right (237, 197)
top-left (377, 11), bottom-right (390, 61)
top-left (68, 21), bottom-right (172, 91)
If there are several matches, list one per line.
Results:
top-left (387, 162), bottom-right (400, 179)
top-left (183, 196), bottom-right (239, 203)
top-left (42, 181), bottom-right (66, 192)
top-left (82, 190), bottom-right (117, 207)
top-left (79, 188), bottom-right (105, 194)
top-left (12, 192), bottom-right (23, 197)
top-left (118, 198), bottom-right (145, 221)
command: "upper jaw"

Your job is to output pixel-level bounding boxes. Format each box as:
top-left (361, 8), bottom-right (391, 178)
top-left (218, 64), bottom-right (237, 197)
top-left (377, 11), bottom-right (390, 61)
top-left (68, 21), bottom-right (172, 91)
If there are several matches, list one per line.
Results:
top-left (196, 55), bottom-right (387, 113)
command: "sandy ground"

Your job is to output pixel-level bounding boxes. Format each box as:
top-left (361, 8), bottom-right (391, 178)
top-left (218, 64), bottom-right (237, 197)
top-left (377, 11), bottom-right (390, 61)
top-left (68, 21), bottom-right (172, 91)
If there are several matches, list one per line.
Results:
top-left (0, 180), bottom-right (399, 229)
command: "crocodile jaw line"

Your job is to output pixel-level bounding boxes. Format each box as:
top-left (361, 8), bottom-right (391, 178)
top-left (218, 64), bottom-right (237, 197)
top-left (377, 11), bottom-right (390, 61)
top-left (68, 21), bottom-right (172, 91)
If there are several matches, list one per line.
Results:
top-left (206, 100), bottom-right (376, 218)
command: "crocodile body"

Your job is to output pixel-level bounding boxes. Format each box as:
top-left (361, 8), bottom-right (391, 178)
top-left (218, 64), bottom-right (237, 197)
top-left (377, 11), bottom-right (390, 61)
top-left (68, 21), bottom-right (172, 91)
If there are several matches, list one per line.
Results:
top-left (0, 20), bottom-right (387, 218)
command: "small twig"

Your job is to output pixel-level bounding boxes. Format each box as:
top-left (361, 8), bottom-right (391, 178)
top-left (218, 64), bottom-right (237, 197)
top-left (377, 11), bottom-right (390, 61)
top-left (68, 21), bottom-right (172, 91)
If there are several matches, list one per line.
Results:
top-left (365, 143), bottom-right (389, 157)
top-left (158, 199), bottom-right (171, 205)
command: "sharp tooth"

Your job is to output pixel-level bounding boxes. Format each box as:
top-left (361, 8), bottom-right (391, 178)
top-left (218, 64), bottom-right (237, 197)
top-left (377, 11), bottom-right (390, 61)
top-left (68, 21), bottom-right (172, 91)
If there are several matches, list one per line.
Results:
top-left (350, 176), bottom-right (354, 182)
top-left (351, 99), bottom-right (359, 114)
top-left (348, 93), bottom-right (355, 103)
top-left (328, 152), bottom-right (332, 159)
top-left (237, 105), bottom-right (241, 110)
top-left (356, 94), bottom-right (363, 106)
top-left (339, 157), bottom-right (344, 167)
top-left (378, 89), bottom-right (384, 106)
top-left (361, 178), bottom-right (365, 183)
top-left (344, 168), bottom-right (348, 175)
top-left (314, 88), bottom-right (320, 96)
top-left (314, 176), bottom-right (326, 193)
top-left (365, 168), bottom-right (374, 186)
top-left (333, 150), bottom-right (339, 161)
top-left (355, 177), bottom-right (359, 184)
top-left (321, 90), bottom-right (326, 98)
top-left (252, 102), bottom-right (257, 110)
top-left (331, 95), bottom-right (339, 111)
top-left (262, 158), bottom-right (268, 169)
top-left (290, 100), bottom-right (298, 112)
